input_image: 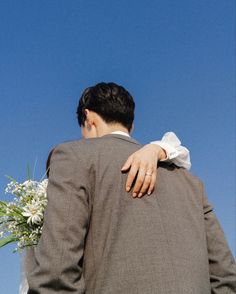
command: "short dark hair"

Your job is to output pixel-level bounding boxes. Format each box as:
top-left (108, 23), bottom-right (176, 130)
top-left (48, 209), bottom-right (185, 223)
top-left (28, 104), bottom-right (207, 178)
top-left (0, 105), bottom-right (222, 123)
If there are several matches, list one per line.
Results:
top-left (77, 82), bottom-right (135, 132)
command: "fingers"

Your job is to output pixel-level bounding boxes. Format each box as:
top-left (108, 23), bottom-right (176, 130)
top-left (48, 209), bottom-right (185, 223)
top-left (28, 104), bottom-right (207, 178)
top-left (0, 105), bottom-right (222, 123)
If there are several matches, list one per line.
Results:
top-left (122, 144), bottom-right (159, 197)
top-left (135, 166), bottom-right (155, 198)
top-left (133, 166), bottom-right (157, 198)
top-left (147, 170), bottom-right (157, 195)
top-left (121, 155), bottom-right (133, 172)
top-left (125, 163), bottom-right (157, 198)
top-left (125, 161), bottom-right (139, 192)
top-left (137, 172), bottom-right (152, 197)
top-left (132, 164), bottom-right (147, 197)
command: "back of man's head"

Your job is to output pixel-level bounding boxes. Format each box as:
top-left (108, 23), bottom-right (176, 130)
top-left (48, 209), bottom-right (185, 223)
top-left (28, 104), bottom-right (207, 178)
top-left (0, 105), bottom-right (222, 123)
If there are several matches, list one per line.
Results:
top-left (77, 82), bottom-right (135, 132)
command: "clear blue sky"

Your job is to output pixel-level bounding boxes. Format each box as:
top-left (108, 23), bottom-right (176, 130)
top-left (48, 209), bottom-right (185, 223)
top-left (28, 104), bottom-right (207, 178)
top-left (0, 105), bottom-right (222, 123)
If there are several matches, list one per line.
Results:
top-left (0, 1), bottom-right (235, 292)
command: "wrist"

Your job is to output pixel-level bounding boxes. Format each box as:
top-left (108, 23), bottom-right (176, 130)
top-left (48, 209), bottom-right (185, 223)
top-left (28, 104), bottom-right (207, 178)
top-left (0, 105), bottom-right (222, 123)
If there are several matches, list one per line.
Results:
top-left (159, 147), bottom-right (167, 161)
top-left (149, 144), bottom-right (167, 161)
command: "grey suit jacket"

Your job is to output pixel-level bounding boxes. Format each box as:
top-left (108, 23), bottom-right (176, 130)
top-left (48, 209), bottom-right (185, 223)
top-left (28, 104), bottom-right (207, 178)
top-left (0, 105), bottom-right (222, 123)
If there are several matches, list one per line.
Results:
top-left (26, 134), bottom-right (236, 293)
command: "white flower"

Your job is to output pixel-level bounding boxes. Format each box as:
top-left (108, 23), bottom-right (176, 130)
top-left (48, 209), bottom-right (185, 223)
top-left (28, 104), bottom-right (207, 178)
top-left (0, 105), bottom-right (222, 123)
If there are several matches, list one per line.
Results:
top-left (22, 203), bottom-right (44, 225)
top-left (2, 176), bottom-right (49, 251)
top-left (22, 180), bottom-right (40, 194)
top-left (22, 180), bottom-right (34, 188)
top-left (40, 179), bottom-right (48, 189)
top-left (36, 180), bottom-right (48, 195)
top-left (5, 181), bottom-right (18, 194)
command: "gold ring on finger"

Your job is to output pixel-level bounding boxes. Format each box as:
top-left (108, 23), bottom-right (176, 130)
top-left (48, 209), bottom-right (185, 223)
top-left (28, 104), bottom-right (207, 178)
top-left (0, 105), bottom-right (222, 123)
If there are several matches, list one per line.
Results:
top-left (145, 172), bottom-right (152, 176)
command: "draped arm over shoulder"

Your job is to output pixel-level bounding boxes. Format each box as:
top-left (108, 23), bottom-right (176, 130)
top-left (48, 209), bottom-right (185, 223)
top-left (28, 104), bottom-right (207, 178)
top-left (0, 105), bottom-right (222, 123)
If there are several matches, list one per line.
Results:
top-left (201, 183), bottom-right (236, 293)
top-left (27, 143), bottom-right (90, 294)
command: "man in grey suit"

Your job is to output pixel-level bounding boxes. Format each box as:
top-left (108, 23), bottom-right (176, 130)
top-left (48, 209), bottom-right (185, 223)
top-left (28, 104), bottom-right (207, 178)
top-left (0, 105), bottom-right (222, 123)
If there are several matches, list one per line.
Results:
top-left (27, 82), bottom-right (236, 293)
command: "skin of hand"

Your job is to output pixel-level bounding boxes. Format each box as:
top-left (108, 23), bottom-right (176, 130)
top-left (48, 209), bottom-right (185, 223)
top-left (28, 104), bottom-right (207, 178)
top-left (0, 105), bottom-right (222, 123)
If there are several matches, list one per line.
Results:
top-left (121, 144), bottom-right (167, 198)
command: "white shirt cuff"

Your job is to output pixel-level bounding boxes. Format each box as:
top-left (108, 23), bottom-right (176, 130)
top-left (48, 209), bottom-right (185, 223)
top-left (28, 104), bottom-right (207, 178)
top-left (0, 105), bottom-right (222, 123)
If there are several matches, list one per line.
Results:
top-left (150, 132), bottom-right (191, 170)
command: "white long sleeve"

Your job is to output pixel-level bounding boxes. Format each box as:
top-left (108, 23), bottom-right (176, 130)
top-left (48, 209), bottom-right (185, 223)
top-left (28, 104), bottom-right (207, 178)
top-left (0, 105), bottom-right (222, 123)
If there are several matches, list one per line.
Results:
top-left (151, 132), bottom-right (191, 170)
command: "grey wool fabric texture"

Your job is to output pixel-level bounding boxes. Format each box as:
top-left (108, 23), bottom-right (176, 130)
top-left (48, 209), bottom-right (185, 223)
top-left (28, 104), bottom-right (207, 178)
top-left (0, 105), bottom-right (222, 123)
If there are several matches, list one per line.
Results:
top-left (26, 134), bottom-right (236, 293)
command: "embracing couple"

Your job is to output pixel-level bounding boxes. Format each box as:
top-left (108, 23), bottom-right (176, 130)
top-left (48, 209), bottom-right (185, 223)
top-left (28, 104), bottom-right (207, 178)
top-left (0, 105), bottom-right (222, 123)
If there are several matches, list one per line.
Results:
top-left (25, 82), bottom-right (236, 293)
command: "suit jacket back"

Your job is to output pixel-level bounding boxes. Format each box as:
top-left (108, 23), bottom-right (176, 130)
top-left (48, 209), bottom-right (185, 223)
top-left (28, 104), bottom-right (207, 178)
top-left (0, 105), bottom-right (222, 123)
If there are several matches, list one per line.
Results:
top-left (26, 134), bottom-right (236, 294)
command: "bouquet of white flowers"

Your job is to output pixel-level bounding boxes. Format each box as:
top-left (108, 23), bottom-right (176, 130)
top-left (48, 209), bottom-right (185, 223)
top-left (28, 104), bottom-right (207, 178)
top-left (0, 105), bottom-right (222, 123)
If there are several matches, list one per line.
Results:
top-left (0, 174), bottom-right (48, 252)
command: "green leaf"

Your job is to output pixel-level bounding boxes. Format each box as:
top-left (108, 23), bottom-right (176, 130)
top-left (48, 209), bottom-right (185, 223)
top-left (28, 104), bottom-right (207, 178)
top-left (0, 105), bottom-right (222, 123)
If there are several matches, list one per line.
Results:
top-left (0, 208), bottom-right (6, 214)
top-left (0, 202), bottom-right (7, 215)
top-left (27, 164), bottom-right (31, 180)
top-left (0, 201), bottom-right (8, 206)
top-left (5, 175), bottom-right (17, 182)
top-left (0, 235), bottom-right (18, 248)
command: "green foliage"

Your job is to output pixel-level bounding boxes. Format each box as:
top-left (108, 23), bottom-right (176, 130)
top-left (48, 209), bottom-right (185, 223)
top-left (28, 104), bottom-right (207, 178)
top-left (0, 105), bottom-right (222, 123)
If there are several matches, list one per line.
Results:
top-left (0, 235), bottom-right (18, 248)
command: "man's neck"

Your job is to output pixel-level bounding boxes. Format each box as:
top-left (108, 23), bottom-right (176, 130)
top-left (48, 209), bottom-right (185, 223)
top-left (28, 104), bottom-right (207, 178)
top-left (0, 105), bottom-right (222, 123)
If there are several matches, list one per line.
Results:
top-left (97, 124), bottom-right (130, 137)
top-left (110, 131), bottom-right (130, 137)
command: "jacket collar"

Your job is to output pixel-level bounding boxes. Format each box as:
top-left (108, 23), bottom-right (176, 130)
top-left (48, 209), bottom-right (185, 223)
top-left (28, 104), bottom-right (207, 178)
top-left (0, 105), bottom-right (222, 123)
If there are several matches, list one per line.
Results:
top-left (102, 133), bottom-right (140, 145)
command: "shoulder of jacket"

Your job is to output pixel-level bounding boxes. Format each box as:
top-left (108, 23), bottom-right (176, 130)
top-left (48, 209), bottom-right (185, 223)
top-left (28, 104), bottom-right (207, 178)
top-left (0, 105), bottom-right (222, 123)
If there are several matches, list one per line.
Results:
top-left (53, 138), bottom-right (106, 157)
top-left (178, 167), bottom-right (203, 187)
top-left (158, 163), bottom-right (203, 186)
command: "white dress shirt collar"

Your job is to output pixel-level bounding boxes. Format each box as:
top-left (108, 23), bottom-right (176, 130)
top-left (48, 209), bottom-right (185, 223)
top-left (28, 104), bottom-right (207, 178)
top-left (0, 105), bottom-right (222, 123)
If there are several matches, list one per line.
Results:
top-left (110, 131), bottom-right (130, 137)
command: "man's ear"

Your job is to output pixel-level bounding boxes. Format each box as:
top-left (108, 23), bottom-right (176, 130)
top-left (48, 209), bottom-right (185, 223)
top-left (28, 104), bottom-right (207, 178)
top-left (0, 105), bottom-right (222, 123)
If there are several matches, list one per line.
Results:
top-left (84, 109), bottom-right (89, 121)
top-left (84, 109), bottom-right (93, 129)
top-left (83, 109), bottom-right (98, 138)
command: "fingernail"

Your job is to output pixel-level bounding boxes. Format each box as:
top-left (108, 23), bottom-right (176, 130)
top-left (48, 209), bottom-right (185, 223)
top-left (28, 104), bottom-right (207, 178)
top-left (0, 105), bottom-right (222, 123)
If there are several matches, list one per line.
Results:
top-left (148, 191), bottom-right (151, 195)
top-left (138, 193), bottom-right (142, 197)
top-left (133, 192), bottom-right (137, 197)
top-left (126, 186), bottom-right (130, 192)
